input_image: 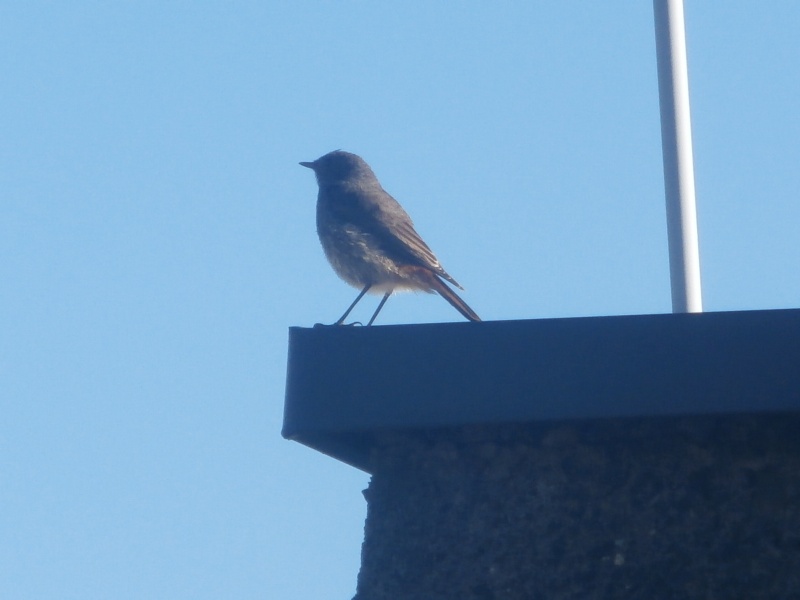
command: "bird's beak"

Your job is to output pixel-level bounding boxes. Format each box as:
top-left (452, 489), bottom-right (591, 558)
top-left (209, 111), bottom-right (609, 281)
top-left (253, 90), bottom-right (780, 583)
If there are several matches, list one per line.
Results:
top-left (299, 161), bottom-right (314, 169)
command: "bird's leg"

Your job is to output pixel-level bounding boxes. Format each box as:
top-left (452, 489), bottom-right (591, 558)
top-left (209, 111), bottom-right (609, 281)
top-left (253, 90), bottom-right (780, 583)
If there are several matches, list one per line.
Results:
top-left (366, 291), bottom-right (392, 326)
top-left (335, 284), bottom-right (372, 325)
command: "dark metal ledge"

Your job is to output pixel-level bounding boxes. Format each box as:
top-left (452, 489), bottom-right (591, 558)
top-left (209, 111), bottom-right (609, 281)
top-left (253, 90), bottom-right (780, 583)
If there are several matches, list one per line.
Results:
top-left (282, 308), bottom-right (800, 471)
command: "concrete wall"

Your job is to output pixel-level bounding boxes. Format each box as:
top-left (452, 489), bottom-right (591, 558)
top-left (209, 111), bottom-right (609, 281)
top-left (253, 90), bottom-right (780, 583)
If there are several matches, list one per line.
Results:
top-left (353, 415), bottom-right (800, 599)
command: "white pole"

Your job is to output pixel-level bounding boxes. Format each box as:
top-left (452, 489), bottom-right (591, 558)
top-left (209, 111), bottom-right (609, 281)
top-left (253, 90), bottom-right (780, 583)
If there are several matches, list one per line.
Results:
top-left (653, 0), bottom-right (703, 313)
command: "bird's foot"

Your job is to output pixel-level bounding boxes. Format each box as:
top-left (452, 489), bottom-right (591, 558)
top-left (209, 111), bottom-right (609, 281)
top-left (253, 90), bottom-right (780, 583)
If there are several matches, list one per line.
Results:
top-left (313, 321), bottom-right (364, 328)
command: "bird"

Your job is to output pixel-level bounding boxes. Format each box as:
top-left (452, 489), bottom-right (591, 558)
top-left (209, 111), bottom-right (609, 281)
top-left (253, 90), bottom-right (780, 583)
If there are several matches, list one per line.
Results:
top-left (300, 150), bottom-right (480, 326)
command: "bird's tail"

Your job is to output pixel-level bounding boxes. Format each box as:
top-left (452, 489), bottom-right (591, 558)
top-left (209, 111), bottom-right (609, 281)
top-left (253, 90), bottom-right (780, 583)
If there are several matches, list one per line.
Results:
top-left (429, 274), bottom-right (481, 322)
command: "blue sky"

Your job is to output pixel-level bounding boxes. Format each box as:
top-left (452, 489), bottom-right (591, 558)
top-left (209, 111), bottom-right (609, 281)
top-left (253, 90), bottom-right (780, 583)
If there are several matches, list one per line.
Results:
top-left (2, 3), bottom-right (798, 599)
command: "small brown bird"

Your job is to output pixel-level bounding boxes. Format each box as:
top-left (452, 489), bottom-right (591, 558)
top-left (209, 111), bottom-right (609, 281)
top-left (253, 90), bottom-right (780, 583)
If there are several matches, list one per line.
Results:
top-left (300, 150), bottom-right (480, 325)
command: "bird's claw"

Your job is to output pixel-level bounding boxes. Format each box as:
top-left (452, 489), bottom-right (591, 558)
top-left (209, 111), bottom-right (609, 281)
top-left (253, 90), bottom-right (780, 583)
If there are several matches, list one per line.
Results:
top-left (313, 321), bottom-right (364, 328)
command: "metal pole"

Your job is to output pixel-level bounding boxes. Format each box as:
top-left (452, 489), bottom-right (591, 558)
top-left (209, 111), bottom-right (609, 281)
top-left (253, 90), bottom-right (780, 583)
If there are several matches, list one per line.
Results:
top-left (653, 0), bottom-right (703, 313)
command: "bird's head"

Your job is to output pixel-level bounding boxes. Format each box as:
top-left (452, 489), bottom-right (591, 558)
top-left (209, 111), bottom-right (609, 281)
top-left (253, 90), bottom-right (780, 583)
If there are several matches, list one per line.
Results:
top-left (300, 150), bottom-right (376, 186)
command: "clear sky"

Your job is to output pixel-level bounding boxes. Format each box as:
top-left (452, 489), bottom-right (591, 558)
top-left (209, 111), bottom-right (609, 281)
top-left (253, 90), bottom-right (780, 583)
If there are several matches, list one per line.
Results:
top-left (2, 3), bottom-right (799, 599)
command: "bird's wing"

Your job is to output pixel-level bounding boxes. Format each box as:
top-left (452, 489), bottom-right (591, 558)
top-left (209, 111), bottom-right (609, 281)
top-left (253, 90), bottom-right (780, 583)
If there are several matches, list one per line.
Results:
top-left (328, 185), bottom-right (463, 289)
top-left (381, 219), bottom-right (462, 289)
